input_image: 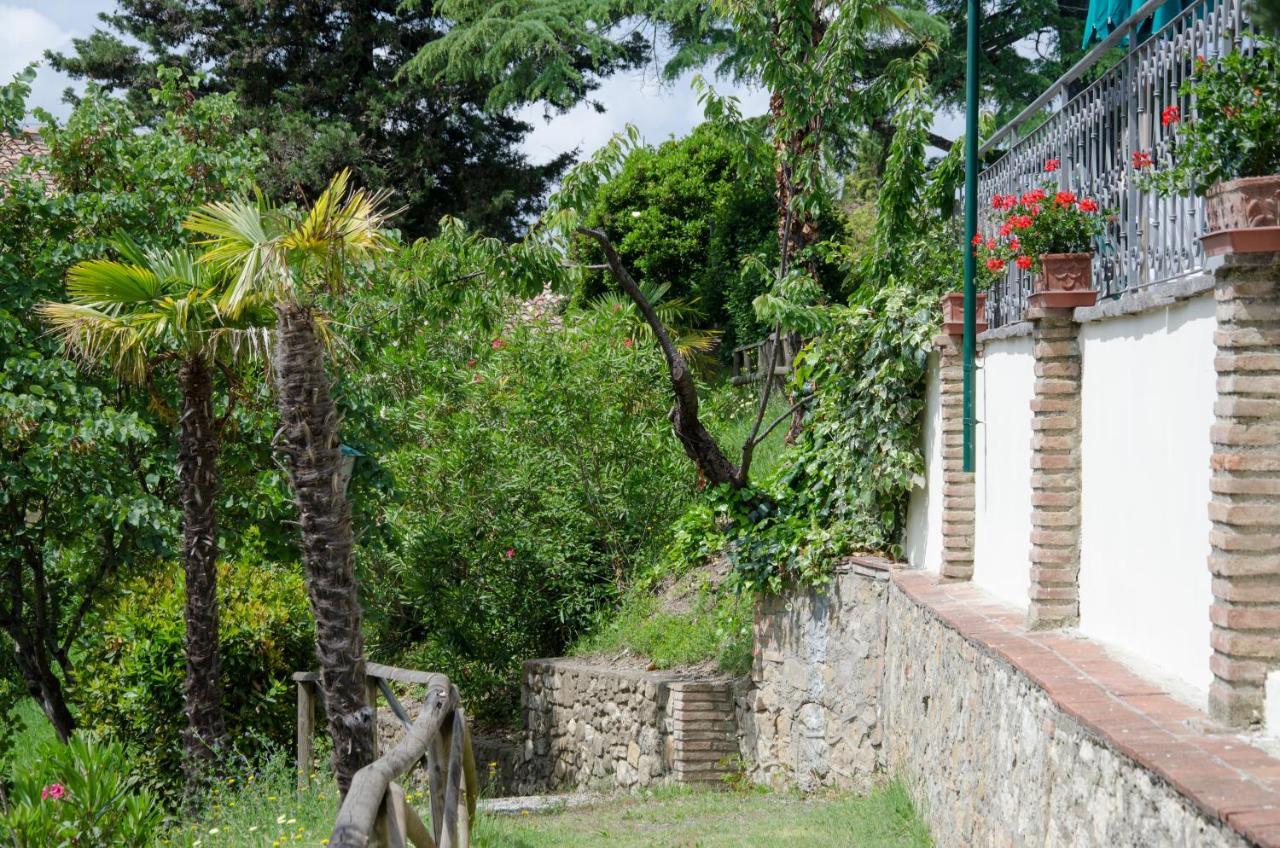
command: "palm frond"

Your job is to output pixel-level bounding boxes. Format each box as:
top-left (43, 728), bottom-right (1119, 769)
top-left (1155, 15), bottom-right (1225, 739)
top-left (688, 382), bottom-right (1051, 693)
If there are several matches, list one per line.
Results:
top-left (65, 259), bottom-right (163, 307)
top-left (35, 302), bottom-right (152, 383)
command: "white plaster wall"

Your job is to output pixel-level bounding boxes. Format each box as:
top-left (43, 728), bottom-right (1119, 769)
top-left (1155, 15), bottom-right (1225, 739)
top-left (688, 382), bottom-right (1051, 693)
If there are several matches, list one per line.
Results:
top-left (973, 334), bottom-right (1036, 610)
top-left (904, 350), bottom-right (943, 573)
top-left (1078, 293), bottom-right (1216, 703)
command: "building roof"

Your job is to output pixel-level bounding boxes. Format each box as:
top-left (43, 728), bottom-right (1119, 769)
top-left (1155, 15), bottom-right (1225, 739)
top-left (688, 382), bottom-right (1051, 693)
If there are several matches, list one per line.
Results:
top-left (0, 129), bottom-right (47, 177)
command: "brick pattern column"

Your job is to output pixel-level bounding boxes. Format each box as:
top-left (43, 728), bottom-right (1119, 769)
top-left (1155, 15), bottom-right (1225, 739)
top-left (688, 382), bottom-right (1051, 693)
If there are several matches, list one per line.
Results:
top-left (668, 681), bottom-right (738, 783)
top-left (1208, 254), bottom-right (1280, 727)
top-left (935, 333), bottom-right (975, 581)
top-left (1026, 309), bottom-right (1083, 630)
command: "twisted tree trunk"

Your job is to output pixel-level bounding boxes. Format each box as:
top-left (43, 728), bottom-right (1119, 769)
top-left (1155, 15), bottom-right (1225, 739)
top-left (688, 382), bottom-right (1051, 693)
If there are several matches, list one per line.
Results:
top-left (9, 625), bottom-right (75, 742)
top-left (273, 301), bottom-right (373, 796)
top-left (178, 356), bottom-right (227, 787)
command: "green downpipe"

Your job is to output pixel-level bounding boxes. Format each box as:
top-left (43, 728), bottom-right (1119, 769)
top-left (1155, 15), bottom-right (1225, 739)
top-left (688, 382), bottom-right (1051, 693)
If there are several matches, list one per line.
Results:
top-left (962, 0), bottom-right (980, 474)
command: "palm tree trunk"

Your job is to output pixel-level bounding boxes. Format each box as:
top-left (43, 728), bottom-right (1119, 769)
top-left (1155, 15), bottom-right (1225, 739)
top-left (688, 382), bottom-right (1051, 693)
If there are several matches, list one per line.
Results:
top-left (272, 301), bottom-right (373, 796)
top-left (178, 356), bottom-right (227, 788)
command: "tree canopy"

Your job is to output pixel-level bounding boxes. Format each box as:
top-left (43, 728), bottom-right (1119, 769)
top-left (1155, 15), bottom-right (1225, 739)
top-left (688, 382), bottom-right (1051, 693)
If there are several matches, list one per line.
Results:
top-left (50, 0), bottom-right (572, 238)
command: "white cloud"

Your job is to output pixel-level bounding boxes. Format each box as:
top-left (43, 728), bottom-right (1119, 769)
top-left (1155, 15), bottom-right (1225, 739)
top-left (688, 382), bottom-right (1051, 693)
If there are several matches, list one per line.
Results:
top-left (517, 67), bottom-right (771, 164)
top-left (0, 5), bottom-right (80, 121)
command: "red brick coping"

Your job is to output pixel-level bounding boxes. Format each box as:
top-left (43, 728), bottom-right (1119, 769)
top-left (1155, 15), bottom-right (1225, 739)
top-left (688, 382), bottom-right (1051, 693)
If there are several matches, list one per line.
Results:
top-left (893, 570), bottom-right (1280, 847)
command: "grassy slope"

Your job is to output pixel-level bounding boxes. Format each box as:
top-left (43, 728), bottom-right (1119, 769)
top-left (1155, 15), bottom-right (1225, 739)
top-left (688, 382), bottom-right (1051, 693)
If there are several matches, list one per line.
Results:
top-left (570, 391), bottom-right (792, 677)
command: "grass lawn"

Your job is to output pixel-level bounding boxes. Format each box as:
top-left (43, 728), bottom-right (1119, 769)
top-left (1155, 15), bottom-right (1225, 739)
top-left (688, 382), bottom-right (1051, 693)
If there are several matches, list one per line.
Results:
top-left (472, 782), bottom-right (932, 848)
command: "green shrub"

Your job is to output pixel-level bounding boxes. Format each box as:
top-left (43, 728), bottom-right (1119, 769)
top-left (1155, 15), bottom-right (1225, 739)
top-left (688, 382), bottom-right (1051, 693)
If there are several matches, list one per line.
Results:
top-left (572, 122), bottom-right (848, 354)
top-left (0, 735), bottom-right (164, 847)
top-left (367, 308), bottom-right (698, 722)
top-left (74, 532), bottom-right (313, 790)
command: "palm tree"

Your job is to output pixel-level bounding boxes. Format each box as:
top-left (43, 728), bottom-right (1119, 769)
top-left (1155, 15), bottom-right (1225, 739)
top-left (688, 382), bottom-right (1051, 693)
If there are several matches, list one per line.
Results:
top-left (184, 170), bottom-right (393, 795)
top-left (586, 280), bottom-right (722, 366)
top-left (37, 242), bottom-right (270, 790)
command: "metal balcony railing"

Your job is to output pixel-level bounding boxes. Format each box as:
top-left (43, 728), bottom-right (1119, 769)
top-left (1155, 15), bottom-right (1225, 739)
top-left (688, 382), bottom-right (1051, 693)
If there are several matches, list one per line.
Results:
top-left (978, 0), bottom-right (1256, 328)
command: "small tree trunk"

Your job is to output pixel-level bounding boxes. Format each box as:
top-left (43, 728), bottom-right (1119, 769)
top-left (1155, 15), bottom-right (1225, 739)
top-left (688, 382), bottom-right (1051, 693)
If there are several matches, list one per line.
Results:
top-left (273, 301), bottom-right (374, 797)
top-left (10, 627), bottom-right (75, 742)
top-left (178, 356), bottom-right (227, 788)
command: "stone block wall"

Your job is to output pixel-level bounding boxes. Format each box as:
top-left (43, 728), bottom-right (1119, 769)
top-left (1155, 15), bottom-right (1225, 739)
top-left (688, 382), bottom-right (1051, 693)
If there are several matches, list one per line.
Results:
top-left (514, 659), bottom-right (740, 793)
top-left (741, 558), bottom-right (889, 792)
top-left (882, 575), bottom-right (1256, 848)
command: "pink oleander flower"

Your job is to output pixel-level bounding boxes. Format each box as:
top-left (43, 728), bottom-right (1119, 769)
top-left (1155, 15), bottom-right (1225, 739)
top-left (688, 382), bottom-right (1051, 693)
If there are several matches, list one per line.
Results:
top-left (505, 548), bottom-right (515, 558)
top-left (41, 783), bottom-right (66, 801)
top-left (623, 338), bottom-right (634, 349)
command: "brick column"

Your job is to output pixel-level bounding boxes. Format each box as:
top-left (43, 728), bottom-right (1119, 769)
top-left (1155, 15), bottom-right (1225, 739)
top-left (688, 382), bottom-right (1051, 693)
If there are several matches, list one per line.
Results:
top-left (1208, 253), bottom-right (1280, 727)
top-left (935, 333), bottom-right (975, 581)
top-left (1026, 309), bottom-right (1083, 630)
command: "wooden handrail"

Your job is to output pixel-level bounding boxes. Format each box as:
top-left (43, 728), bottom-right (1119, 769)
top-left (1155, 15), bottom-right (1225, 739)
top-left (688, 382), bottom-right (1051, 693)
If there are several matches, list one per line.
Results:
top-left (295, 665), bottom-right (477, 848)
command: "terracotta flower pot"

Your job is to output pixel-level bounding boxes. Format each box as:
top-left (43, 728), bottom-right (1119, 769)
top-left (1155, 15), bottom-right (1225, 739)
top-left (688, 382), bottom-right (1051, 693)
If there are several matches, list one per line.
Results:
top-left (1028, 252), bottom-right (1097, 309)
top-left (941, 291), bottom-right (988, 337)
top-left (1201, 175), bottom-right (1280, 257)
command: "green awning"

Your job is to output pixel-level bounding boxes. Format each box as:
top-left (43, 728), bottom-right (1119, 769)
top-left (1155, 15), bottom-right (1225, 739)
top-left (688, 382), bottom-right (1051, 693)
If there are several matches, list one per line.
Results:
top-left (1081, 0), bottom-right (1189, 47)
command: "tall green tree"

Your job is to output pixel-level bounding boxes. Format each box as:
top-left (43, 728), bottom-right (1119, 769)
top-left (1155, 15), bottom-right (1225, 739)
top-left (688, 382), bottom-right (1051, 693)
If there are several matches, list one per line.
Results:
top-left (37, 246), bottom-right (271, 789)
top-left (50, 0), bottom-right (570, 239)
top-left (0, 68), bottom-right (261, 742)
top-left (185, 170), bottom-right (393, 796)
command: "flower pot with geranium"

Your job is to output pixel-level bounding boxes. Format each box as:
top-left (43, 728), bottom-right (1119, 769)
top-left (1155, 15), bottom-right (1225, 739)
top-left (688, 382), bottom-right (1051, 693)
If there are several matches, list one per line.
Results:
top-left (976, 167), bottom-right (1107, 311)
top-left (1134, 34), bottom-right (1280, 256)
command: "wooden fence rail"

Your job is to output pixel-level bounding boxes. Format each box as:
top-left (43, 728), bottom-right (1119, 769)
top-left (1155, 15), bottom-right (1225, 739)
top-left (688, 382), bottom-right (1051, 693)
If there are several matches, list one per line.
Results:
top-left (293, 664), bottom-right (478, 848)
top-left (730, 333), bottom-right (802, 386)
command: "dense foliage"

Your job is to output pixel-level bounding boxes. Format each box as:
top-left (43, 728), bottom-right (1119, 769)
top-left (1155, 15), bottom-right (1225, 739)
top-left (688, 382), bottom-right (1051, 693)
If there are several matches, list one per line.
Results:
top-left (366, 307), bottom-right (698, 720)
top-left (0, 68), bottom-right (268, 741)
top-left (75, 538), bottom-right (313, 790)
top-left (574, 121), bottom-right (849, 353)
top-left (52, 0), bottom-right (568, 237)
top-left (0, 735), bottom-right (164, 847)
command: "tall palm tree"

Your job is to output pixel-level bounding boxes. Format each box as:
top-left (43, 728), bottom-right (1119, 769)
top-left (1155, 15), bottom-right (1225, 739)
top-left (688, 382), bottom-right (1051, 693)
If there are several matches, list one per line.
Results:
top-left (37, 242), bottom-right (270, 790)
top-left (184, 170), bottom-right (393, 795)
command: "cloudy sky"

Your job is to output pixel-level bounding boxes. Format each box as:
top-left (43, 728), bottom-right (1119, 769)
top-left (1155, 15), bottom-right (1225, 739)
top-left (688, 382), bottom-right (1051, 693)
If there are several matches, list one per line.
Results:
top-left (0, 2), bottom-right (770, 165)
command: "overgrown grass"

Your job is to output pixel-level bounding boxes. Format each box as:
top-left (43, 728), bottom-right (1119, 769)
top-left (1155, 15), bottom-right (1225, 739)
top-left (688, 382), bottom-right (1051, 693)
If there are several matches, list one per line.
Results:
top-left (473, 780), bottom-right (932, 847)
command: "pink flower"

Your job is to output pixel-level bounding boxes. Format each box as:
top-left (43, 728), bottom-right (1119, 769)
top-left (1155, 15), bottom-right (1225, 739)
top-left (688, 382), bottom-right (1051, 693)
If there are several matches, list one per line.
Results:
top-left (1161, 105), bottom-right (1180, 126)
top-left (1044, 158), bottom-right (1061, 172)
top-left (41, 783), bottom-right (66, 801)
top-left (505, 548), bottom-right (515, 558)
top-left (623, 338), bottom-right (634, 349)
top-left (1015, 255), bottom-right (1033, 270)
top-left (491, 338), bottom-right (505, 350)
top-left (466, 358), bottom-right (477, 367)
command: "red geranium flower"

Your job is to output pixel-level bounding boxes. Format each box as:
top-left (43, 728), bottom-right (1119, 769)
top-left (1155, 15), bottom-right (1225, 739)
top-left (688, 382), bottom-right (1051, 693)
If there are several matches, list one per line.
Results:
top-left (1012, 215), bottom-right (1034, 230)
top-left (985, 238), bottom-right (997, 250)
top-left (1161, 105), bottom-right (1180, 126)
top-left (1131, 150), bottom-right (1153, 169)
top-left (985, 258), bottom-right (1006, 273)
top-left (990, 194), bottom-right (1006, 209)
top-left (1044, 158), bottom-right (1061, 172)
top-left (1021, 188), bottom-right (1045, 205)
top-left (1015, 255), bottom-right (1033, 270)
top-left (971, 233), bottom-right (983, 246)
top-left (1009, 238), bottom-right (1021, 251)
top-left (998, 222), bottom-right (1013, 237)
top-left (1078, 198), bottom-right (1099, 213)
top-left (1054, 191), bottom-right (1077, 207)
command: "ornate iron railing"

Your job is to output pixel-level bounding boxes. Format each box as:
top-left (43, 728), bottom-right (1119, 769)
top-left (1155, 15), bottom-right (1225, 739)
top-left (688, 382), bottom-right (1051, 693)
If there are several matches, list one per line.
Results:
top-left (978, 0), bottom-right (1256, 327)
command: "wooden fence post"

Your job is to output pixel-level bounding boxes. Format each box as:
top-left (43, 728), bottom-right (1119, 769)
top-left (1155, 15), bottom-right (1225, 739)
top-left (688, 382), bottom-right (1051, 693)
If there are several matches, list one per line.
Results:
top-left (296, 678), bottom-right (316, 790)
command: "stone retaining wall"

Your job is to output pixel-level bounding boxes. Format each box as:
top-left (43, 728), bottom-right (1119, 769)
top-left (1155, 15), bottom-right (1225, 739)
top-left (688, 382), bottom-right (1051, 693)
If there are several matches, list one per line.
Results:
top-left (740, 558), bottom-right (888, 791)
top-left (514, 659), bottom-right (740, 793)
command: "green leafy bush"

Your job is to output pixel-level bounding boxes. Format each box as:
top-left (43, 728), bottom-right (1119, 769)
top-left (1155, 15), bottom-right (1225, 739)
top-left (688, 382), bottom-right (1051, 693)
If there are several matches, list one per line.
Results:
top-left (0, 736), bottom-right (164, 847)
top-left (367, 308), bottom-right (698, 721)
top-left (572, 122), bottom-right (847, 354)
top-left (724, 225), bottom-right (958, 592)
top-left (74, 533), bottom-right (313, 790)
